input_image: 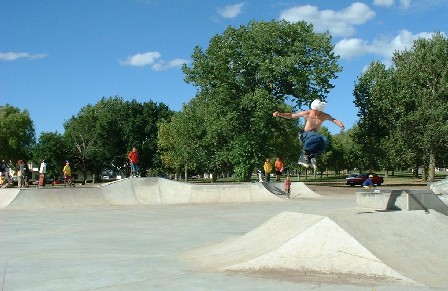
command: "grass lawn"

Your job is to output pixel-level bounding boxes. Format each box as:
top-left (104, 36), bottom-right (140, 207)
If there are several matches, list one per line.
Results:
top-left (188, 170), bottom-right (448, 187)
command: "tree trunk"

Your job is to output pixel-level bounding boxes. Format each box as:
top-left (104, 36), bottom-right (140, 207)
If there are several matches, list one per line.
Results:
top-left (412, 166), bottom-right (419, 179)
top-left (428, 152), bottom-right (436, 182)
top-left (184, 165), bottom-right (188, 182)
top-left (245, 168), bottom-right (253, 182)
top-left (421, 165), bottom-right (428, 182)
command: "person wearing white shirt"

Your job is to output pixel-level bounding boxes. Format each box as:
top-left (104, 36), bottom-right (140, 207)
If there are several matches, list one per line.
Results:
top-left (39, 159), bottom-right (47, 188)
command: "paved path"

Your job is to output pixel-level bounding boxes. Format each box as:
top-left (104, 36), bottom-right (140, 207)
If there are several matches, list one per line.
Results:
top-left (1, 178), bottom-right (446, 290)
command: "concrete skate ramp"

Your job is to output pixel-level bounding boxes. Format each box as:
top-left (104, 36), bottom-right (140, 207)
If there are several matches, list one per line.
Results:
top-left (262, 181), bottom-right (321, 198)
top-left (0, 188), bottom-right (20, 208)
top-left (430, 178), bottom-right (448, 194)
top-left (5, 187), bottom-right (109, 209)
top-left (183, 211), bottom-right (448, 288)
top-left (1, 178), bottom-right (282, 209)
top-left (103, 178), bottom-right (282, 205)
top-left (357, 189), bottom-right (448, 215)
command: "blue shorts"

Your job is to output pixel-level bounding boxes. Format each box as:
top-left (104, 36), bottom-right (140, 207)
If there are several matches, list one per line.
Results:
top-left (131, 163), bottom-right (138, 172)
top-left (299, 130), bottom-right (328, 157)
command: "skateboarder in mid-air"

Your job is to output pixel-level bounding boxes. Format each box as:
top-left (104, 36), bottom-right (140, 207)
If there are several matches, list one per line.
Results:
top-left (273, 99), bottom-right (345, 170)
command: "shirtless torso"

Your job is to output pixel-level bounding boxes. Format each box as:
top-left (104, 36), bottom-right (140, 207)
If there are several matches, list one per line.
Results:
top-left (272, 103), bottom-right (345, 168)
top-left (272, 110), bottom-right (345, 132)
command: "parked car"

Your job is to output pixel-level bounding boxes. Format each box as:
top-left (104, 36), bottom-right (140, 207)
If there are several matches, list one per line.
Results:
top-left (345, 173), bottom-right (384, 186)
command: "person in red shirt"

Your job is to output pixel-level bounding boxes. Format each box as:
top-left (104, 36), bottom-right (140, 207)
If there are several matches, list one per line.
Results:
top-left (128, 147), bottom-right (139, 177)
top-left (274, 156), bottom-right (284, 182)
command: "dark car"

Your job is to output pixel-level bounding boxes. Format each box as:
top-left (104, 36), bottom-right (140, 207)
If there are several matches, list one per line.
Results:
top-left (345, 173), bottom-right (384, 186)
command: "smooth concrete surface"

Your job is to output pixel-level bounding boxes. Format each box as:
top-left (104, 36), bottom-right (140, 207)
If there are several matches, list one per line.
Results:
top-left (1, 179), bottom-right (448, 290)
top-left (430, 178), bottom-right (448, 194)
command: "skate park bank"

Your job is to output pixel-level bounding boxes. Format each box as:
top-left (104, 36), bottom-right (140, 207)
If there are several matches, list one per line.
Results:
top-left (1, 178), bottom-right (448, 290)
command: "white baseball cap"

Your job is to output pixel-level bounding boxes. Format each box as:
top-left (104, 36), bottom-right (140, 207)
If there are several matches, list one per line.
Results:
top-left (311, 99), bottom-right (327, 111)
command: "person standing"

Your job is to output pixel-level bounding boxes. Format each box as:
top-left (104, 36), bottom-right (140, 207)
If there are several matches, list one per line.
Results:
top-left (273, 99), bottom-right (345, 170)
top-left (0, 160), bottom-right (5, 177)
top-left (16, 160), bottom-right (25, 188)
top-left (39, 158), bottom-right (47, 188)
top-left (263, 158), bottom-right (273, 183)
top-left (274, 156), bottom-right (284, 182)
top-left (23, 161), bottom-right (31, 188)
top-left (128, 147), bottom-right (139, 177)
top-left (284, 175), bottom-right (291, 199)
top-left (63, 161), bottom-right (74, 187)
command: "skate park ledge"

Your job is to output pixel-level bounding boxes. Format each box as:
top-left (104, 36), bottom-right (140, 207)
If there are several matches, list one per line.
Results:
top-left (356, 189), bottom-right (448, 215)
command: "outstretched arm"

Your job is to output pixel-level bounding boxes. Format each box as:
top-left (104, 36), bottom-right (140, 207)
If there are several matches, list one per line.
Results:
top-left (328, 116), bottom-right (345, 131)
top-left (273, 111), bottom-right (306, 119)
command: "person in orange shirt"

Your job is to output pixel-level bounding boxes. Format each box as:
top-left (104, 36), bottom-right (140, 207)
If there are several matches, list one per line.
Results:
top-left (274, 156), bottom-right (284, 182)
top-left (128, 147), bottom-right (139, 177)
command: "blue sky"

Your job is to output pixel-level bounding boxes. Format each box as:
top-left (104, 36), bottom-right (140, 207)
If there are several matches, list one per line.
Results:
top-left (1, 0), bottom-right (447, 135)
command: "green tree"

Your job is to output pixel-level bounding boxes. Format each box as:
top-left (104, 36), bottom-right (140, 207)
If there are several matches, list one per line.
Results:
top-left (158, 98), bottom-right (207, 180)
top-left (64, 104), bottom-right (100, 182)
top-left (353, 61), bottom-right (394, 172)
top-left (352, 33), bottom-right (448, 181)
top-left (391, 33), bottom-right (448, 182)
top-left (180, 20), bottom-right (341, 181)
top-left (125, 100), bottom-right (173, 176)
top-left (0, 105), bottom-right (35, 162)
top-left (32, 132), bottom-right (68, 179)
top-left (64, 97), bottom-right (173, 181)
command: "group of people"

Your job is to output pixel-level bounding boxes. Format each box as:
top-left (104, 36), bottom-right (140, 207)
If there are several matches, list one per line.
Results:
top-left (0, 147), bottom-right (139, 189)
top-left (0, 160), bottom-right (13, 188)
top-left (260, 157), bottom-right (284, 183)
top-left (0, 159), bottom-right (32, 188)
top-left (3, 98), bottom-right (340, 190)
top-left (258, 158), bottom-right (292, 199)
top-left (36, 159), bottom-right (73, 188)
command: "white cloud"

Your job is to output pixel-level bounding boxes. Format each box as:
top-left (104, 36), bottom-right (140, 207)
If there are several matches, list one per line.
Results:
top-left (279, 2), bottom-right (375, 37)
top-left (373, 0), bottom-right (395, 7)
top-left (399, 0), bottom-right (411, 9)
top-left (335, 29), bottom-right (436, 60)
top-left (218, 3), bottom-right (244, 19)
top-left (334, 38), bottom-right (369, 59)
top-left (0, 52), bottom-right (47, 61)
top-left (152, 58), bottom-right (189, 71)
top-left (120, 51), bottom-right (161, 67)
top-left (373, 0), bottom-right (412, 9)
top-left (120, 51), bottom-right (188, 71)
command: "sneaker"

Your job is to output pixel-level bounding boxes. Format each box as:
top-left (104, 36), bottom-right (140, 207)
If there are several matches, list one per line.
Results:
top-left (298, 154), bottom-right (310, 168)
top-left (310, 157), bottom-right (317, 171)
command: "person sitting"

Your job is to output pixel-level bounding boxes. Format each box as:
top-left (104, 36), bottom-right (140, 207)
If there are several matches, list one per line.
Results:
top-left (362, 174), bottom-right (375, 189)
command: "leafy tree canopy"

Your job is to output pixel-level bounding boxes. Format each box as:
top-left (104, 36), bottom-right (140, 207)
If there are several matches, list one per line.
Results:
top-left (0, 104), bottom-right (35, 163)
top-left (166, 20), bottom-right (341, 181)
